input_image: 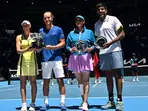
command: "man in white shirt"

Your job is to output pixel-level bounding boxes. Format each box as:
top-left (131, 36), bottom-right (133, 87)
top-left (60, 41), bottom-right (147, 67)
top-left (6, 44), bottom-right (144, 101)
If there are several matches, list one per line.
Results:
top-left (94, 3), bottom-right (125, 111)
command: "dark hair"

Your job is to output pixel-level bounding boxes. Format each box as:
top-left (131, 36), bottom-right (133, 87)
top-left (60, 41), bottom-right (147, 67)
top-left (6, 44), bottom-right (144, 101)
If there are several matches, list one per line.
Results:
top-left (43, 11), bottom-right (54, 18)
top-left (96, 3), bottom-right (107, 10)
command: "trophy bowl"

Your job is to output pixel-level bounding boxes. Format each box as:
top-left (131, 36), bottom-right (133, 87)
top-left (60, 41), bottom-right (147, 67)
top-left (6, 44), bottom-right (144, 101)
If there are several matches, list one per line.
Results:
top-left (94, 36), bottom-right (107, 49)
top-left (74, 40), bottom-right (88, 54)
top-left (30, 33), bottom-right (44, 49)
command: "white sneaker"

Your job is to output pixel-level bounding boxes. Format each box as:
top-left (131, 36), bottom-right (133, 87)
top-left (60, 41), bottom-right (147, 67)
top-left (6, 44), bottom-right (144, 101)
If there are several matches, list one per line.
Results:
top-left (67, 79), bottom-right (70, 84)
top-left (70, 80), bottom-right (74, 85)
top-left (21, 103), bottom-right (27, 111)
top-left (95, 79), bottom-right (101, 84)
top-left (133, 78), bottom-right (135, 82)
top-left (81, 102), bottom-right (88, 111)
top-left (51, 81), bottom-right (54, 86)
top-left (95, 79), bottom-right (98, 84)
top-left (136, 78), bottom-right (139, 82)
top-left (98, 80), bottom-right (102, 84)
top-left (29, 103), bottom-right (35, 111)
top-left (79, 102), bottom-right (89, 110)
top-left (122, 79), bottom-right (124, 83)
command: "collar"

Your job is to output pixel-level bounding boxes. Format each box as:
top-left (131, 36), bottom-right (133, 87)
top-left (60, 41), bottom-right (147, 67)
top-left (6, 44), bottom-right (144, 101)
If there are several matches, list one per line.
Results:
top-left (74, 26), bottom-right (86, 33)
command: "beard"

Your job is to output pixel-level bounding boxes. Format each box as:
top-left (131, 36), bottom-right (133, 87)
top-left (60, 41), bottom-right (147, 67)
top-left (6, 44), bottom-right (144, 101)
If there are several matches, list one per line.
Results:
top-left (99, 14), bottom-right (106, 21)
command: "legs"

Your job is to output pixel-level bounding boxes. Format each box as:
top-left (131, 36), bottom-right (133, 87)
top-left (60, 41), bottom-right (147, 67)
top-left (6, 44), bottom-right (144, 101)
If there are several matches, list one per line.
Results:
top-left (20, 76), bottom-right (27, 104)
top-left (132, 67), bottom-right (136, 81)
top-left (135, 72), bottom-right (139, 81)
top-left (106, 69), bottom-right (123, 102)
top-left (20, 76), bottom-right (27, 111)
top-left (114, 69), bottom-right (123, 102)
top-left (29, 76), bottom-right (37, 104)
top-left (53, 61), bottom-right (66, 107)
top-left (28, 76), bottom-right (37, 111)
top-left (41, 61), bottom-right (52, 107)
top-left (74, 71), bottom-right (90, 110)
top-left (43, 79), bottom-right (50, 104)
top-left (105, 71), bottom-right (114, 102)
top-left (40, 61), bottom-right (66, 110)
top-left (40, 79), bottom-right (50, 111)
top-left (57, 78), bottom-right (66, 104)
top-left (20, 76), bottom-right (37, 111)
top-left (101, 69), bottom-right (123, 110)
top-left (81, 71), bottom-right (90, 103)
top-left (74, 72), bottom-right (84, 102)
top-left (132, 67), bottom-right (139, 81)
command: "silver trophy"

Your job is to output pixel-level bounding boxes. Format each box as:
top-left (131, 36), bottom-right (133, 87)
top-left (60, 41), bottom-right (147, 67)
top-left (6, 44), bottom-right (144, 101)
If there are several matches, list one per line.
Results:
top-left (74, 40), bottom-right (88, 54)
top-left (30, 33), bottom-right (44, 49)
top-left (94, 36), bottom-right (107, 49)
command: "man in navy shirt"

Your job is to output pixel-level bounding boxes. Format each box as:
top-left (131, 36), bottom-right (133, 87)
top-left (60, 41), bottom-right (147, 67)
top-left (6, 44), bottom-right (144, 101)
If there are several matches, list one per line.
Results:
top-left (40, 11), bottom-right (66, 110)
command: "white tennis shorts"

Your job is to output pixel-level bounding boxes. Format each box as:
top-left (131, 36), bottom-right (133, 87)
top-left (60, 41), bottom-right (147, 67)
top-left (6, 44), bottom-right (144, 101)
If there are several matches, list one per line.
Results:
top-left (41, 61), bottom-right (65, 79)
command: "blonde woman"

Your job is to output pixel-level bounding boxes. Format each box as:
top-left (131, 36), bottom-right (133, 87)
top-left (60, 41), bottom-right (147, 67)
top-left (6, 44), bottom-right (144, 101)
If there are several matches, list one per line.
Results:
top-left (16, 20), bottom-right (38, 111)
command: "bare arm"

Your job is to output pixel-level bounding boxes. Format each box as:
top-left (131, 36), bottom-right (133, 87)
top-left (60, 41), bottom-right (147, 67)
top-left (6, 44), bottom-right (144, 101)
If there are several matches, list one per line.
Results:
top-left (103, 26), bottom-right (125, 48)
top-left (16, 35), bottom-right (28, 54)
top-left (109, 26), bottom-right (125, 44)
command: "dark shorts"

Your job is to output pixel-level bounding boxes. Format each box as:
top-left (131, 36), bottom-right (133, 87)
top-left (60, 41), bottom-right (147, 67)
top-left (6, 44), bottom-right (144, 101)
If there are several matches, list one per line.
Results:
top-left (132, 66), bottom-right (139, 72)
top-left (120, 68), bottom-right (124, 76)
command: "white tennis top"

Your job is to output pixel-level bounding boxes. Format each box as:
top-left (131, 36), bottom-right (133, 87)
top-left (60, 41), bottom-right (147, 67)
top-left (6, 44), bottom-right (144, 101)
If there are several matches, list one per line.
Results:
top-left (94, 15), bottom-right (123, 54)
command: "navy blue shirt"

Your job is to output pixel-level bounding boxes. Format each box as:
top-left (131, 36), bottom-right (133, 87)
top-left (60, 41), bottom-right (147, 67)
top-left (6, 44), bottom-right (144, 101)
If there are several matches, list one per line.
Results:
top-left (39, 26), bottom-right (65, 62)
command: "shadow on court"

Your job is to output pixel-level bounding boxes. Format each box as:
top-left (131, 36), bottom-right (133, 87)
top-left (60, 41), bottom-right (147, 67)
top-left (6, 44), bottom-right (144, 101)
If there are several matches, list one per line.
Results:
top-left (15, 105), bottom-right (109, 110)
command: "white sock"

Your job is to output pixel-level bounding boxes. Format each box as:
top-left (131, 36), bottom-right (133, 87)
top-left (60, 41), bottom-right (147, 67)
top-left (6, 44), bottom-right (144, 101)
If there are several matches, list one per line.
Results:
top-left (22, 102), bottom-right (27, 105)
top-left (60, 95), bottom-right (65, 103)
top-left (44, 96), bottom-right (48, 104)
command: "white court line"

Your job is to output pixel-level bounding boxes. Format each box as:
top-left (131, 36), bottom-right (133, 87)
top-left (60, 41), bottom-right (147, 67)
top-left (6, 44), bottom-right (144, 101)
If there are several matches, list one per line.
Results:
top-left (92, 82), bottom-right (100, 87)
top-left (0, 96), bottom-right (148, 101)
top-left (8, 65), bottom-right (148, 71)
top-left (0, 84), bottom-right (147, 92)
top-left (0, 83), bottom-right (148, 92)
top-left (92, 84), bottom-right (148, 88)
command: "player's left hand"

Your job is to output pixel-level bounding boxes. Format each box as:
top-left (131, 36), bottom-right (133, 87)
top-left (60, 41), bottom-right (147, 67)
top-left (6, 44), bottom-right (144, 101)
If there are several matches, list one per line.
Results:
top-left (85, 47), bottom-right (93, 52)
top-left (44, 45), bottom-right (53, 50)
top-left (103, 42), bottom-right (112, 48)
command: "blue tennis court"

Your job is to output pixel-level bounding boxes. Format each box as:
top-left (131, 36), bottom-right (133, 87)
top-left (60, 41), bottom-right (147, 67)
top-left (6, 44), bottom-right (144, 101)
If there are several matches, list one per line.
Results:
top-left (0, 76), bottom-right (148, 111)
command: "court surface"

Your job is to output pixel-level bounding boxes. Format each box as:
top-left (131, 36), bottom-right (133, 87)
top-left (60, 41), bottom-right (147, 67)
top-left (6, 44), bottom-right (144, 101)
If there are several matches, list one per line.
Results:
top-left (0, 76), bottom-right (148, 111)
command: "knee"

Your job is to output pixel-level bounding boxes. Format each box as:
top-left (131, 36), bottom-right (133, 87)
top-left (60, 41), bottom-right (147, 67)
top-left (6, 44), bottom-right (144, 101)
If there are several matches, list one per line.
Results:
top-left (30, 80), bottom-right (36, 86)
top-left (114, 73), bottom-right (122, 79)
top-left (43, 80), bottom-right (50, 87)
top-left (57, 78), bottom-right (64, 86)
top-left (20, 81), bottom-right (26, 89)
top-left (83, 81), bottom-right (89, 86)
